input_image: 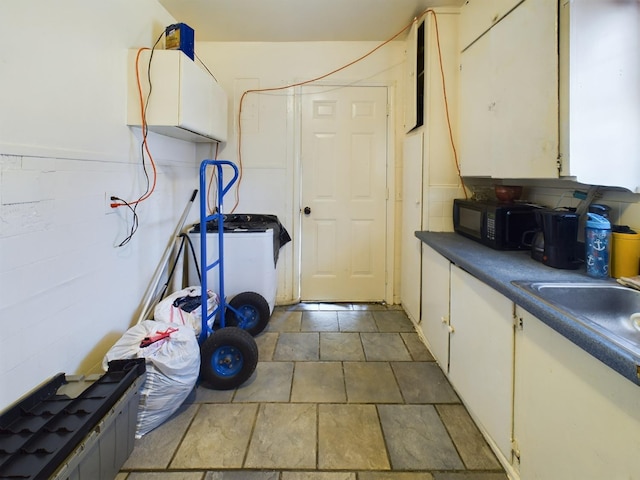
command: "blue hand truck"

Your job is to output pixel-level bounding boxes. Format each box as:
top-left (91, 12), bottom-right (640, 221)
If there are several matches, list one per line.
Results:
top-left (197, 160), bottom-right (272, 389)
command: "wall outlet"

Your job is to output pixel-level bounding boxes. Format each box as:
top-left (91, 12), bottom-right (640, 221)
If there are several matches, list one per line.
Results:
top-left (104, 192), bottom-right (117, 215)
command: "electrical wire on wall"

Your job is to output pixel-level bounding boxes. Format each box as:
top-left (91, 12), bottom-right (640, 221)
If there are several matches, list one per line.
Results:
top-left (195, 52), bottom-right (218, 82)
top-left (111, 31), bottom-right (164, 247)
top-left (206, 142), bottom-right (220, 215)
top-left (232, 8), bottom-right (465, 211)
top-left (426, 11), bottom-right (467, 199)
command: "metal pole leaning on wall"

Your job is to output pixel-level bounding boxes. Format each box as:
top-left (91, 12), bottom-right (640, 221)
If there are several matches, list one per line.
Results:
top-left (134, 189), bottom-right (198, 325)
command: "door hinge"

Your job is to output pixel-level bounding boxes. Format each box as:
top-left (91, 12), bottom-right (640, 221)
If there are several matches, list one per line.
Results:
top-left (514, 314), bottom-right (523, 330)
top-left (556, 153), bottom-right (563, 175)
top-left (511, 439), bottom-right (521, 463)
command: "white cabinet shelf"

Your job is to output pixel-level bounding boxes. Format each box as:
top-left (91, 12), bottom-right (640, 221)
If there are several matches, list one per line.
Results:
top-left (127, 49), bottom-right (228, 143)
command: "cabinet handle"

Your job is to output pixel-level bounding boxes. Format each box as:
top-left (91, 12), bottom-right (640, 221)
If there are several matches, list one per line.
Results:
top-left (441, 316), bottom-right (448, 324)
top-left (448, 325), bottom-right (455, 334)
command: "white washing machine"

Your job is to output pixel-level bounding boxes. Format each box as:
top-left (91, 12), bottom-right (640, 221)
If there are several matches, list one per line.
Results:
top-left (187, 229), bottom-right (277, 313)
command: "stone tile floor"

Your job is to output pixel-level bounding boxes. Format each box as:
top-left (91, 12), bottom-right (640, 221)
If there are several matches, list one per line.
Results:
top-left (117, 303), bottom-right (508, 480)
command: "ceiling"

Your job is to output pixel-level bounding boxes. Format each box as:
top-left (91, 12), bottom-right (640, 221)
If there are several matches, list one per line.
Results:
top-left (158, 0), bottom-right (466, 42)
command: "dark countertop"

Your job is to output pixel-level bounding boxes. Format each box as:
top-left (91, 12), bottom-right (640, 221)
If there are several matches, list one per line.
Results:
top-left (415, 231), bottom-right (640, 387)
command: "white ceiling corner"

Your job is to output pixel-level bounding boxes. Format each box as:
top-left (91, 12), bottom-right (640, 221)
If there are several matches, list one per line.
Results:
top-left (157, 0), bottom-right (466, 42)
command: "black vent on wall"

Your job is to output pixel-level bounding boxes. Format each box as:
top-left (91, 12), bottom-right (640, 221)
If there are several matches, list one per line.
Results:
top-left (416, 20), bottom-right (425, 128)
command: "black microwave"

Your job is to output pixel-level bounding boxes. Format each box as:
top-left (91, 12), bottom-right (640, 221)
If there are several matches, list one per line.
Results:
top-left (453, 198), bottom-right (539, 250)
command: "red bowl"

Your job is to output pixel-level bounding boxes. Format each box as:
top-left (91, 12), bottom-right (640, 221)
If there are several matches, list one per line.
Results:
top-left (494, 185), bottom-right (523, 203)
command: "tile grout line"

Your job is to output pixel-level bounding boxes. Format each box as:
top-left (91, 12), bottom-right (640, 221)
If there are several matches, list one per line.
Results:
top-left (374, 403), bottom-right (395, 472)
top-left (315, 402), bottom-right (320, 471)
top-left (166, 402), bottom-right (203, 470)
top-left (120, 305), bottom-right (509, 478)
top-left (241, 402), bottom-right (263, 469)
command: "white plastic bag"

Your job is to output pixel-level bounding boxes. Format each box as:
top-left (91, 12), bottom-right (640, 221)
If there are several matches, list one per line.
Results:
top-left (102, 320), bottom-right (200, 438)
top-left (153, 286), bottom-right (219, 335)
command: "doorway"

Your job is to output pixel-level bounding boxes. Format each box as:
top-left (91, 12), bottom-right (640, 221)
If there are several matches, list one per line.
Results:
top-left (299, 85), bottom-right (388, 302)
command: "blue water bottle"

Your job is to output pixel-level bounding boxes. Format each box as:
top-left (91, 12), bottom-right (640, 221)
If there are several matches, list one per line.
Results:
top-left (585, 213), bottom-right (611, 278)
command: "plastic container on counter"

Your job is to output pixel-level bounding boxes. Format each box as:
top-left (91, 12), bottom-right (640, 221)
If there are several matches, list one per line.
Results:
top-left (585, 213), bottom-right (611, 278)
top-left (611, 228), bottom-right (640, 278)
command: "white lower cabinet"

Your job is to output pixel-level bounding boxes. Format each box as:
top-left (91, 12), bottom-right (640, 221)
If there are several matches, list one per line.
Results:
top-left (513, 307), bottom-right (640, 479)
top-left (419, 244), bottom-right (451, 370)
top-left (448, 265), bottom-right (515, 461)
top-left (419, 249), bottom-right (640, 479)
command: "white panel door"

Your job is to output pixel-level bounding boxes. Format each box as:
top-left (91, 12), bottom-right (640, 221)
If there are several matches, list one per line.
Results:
top-left (300, 85), bottom-right (388, 302)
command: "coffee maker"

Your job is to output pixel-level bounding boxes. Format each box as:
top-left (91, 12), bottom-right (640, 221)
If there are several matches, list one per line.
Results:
top-left (531, 209), bottom-right (581, 269)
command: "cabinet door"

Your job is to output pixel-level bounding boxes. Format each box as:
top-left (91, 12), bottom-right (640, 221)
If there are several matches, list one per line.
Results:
top-left (513, 307), bottom-right (640, 479)
top-left (459, 0), bottom-right (524, 51)
top-left (449, 265), bottom-right (514, 460)
top-left (490, 0), bottom-right (558, 179)
top-left (401, 132), bottom-right (424, 324)
top-left (458, 0), bottom-right (558, 179)
top-left (458, 32), bottom-right (492, 177)
top-left (560, 0), bottom-right (640, 192)
top-left (420, 245), bottom-right (451, 370)
top-left (127, 49), bottom-right (227, 142)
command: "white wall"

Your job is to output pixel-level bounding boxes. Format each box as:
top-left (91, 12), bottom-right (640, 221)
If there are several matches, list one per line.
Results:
top-left (0, 1), bottom-right (203, 410)
top-left (195, 41), bottom-right (406, 303)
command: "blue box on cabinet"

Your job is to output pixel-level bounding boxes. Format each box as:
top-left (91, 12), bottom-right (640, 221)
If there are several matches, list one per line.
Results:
top-left (165, 23), bottom-right (194, 60)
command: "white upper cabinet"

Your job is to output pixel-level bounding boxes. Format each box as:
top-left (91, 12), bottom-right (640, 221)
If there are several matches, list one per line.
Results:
top-left (458, 0), bottom-right (524, 51)
top-left (127, 49), bottom-right (228, 143)
top-left (457, 32), bottom-right (492, 177)
top-left (458, 0), bottom-right (559, 179)
top-left (559, 0), bottom-right (640, 193)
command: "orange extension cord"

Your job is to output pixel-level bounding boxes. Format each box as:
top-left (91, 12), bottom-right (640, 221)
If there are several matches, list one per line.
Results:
top-left (110, 47), bottom-right (159, 210)
top-left (233, 8), bottom-right (466, 211)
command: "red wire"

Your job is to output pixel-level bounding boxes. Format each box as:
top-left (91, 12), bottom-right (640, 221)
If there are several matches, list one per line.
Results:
top-left (112, 47), bottom-right (158, 208)
top-left (206, 142), bottom-right (220, 214)
top-left (428, 11), bottom-right (467, 199)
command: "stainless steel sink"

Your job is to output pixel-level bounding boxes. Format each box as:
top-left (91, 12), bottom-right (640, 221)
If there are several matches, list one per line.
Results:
top-left (513, 281), bottom-right (640, 356)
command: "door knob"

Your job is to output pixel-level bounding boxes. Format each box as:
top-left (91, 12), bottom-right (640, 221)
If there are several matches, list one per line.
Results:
top-left (304, 206), bottom-right (311, 215)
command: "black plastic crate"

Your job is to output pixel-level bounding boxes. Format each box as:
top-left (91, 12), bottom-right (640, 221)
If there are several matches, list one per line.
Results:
top-left (0, 359), bottom-right (145, 479)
